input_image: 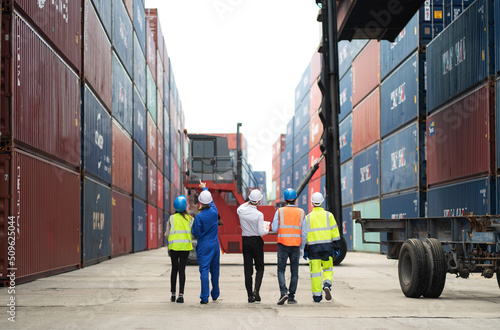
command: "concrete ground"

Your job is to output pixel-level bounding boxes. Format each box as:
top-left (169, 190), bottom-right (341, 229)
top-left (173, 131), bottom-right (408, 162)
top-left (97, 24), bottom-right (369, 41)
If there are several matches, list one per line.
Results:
top-left (1, 248), bottom-right (499, 329)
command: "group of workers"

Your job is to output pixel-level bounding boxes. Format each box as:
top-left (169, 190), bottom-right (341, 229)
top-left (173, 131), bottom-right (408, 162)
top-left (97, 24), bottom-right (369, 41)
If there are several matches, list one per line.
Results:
top-left (165, 181), bottom-right (341, 305)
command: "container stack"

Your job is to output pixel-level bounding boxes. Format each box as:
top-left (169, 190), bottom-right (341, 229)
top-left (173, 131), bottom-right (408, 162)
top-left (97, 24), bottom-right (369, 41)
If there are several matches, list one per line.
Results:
top-left (271, 134), bottom-right (285, 205)
top-left (253, 171), bottom-right (268, 204)
top-left (0, 0), bottom-right (188, 284)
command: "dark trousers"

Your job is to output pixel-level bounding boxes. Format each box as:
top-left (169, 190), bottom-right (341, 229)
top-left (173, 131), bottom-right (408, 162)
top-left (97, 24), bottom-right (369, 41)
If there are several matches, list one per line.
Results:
top-left (242, 236), bottom-right (265, 297)
top-left (170, 250), bottom-right (189, 294)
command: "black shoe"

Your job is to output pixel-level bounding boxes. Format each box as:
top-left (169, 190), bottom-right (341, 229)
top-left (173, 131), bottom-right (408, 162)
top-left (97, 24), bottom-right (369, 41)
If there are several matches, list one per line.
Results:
top-left (277, 294), bottom-right (288, 305)
top-left (200, 300), bottom-right (208, 304)
top-left (287, 297), bottom-right (297, 304)
top-left (176, 296), bottom-right (184, 303)
top-left (248, 295), bottom-right (255, 303)
top-left (253, 292), bottom-right (261, 302)
top-left (171, 294), bottom-right (176, 302)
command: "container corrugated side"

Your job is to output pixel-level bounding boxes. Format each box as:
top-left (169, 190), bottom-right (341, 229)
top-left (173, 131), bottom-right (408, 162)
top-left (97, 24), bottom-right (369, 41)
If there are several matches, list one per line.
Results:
top-left (84, 0), bottom-right (112, 111)
top-left (342, 206), bottom-right (353, 251)
top-left (293, 155), bottom-right (309, 189)
top-left (112, 52), bottom-right (133, 135)
top-left (82, 85), bottom-right (112, 184)
top-left (0, 150), bottom-right (80, 283)
top-left (112, 0), bottom-right (133, 77)
top-left (146, 9), bottom-right (165, 65)
top-left (352, 40), bottom-right (380, 107)
top-left (157, 169), bottom-right (164, 211)
top-left (157, 129), bottom-right (164, 173)
top-left (90, 0), bottom-right (111, 39)
top-left (427, 176), bottom-right (491, 217)
top-left (381, 122), bottom-right (419, 195)
top-left (427, 0), bottom-right (493, 112)
top-left (5, 15), bottom-right (80, 167)
top-left (147, 204), bottom-right (158, 250)
top-left (294, 63), bottom-right (311, 110)
top-left (338, 40), bottom-right (351, 80)
top-left (281, 167), bottom-right (293, 191)
top-left (339, 68), bottom-right (352, 122)
top-left (112, 121), bottom-right (133, 194)
top-left (285, 118), bottom-right (294, 147)
top-left (353, 143), bottom-right (380, 203)
top-left (164, 178), bottom-right (171, 214)
top-left (353, 199), bottom-right (380, 253)
top-left (133, 88), bottom-right (147, 152)
top-left (157, 211), bottom-right (164, 247)
top-left (309, 112), bottom-right (322, 150)
top-left (148, 158), bottom-right (157, 206)
top-left (133, 33), bottom-right (147, 104)
top-left (381, 190), bottom-right (423, 219)
top-left (133, 142), bottom-right (147, 200)
top-left (163, 71), bottom-right (170, 110)
top-left (163, 212), bottom-right (169, 246)
top-left (341, 160), bottom-right (353, 206)
top-left (308, 178), bottom-right (321, 213)
top-left (294, 92), bottom-right (310, 137)
top-left (309, 144), bottom-right (324, 181)
top-left (145, 18), bottom-right (156, 82)
top-left (147, 112), bottom-right (158, 165)
top-left (133, 197), bottom-right (147, 252)
top-left (164, 109), bottom-right (170, 147)
top-left (111, 190), bottom-right (132, 257)
top-left (83, 176), bottom-right (112, 265)
top-left (164, 140), bottom-right (170, 182)
top-left (157, 51), bottom-right (164, 104)
top-left (352, 88), bottom-right (380, 155)
top-left (427, 83), bottom-right (493, 186)
top-left (272, 134), bottom-right (286, 160)
top-left (310, 50), bottom-right (322, 85)
top-left (293, 126), bottom-right (309, 162)
top-left (133, 0), bottom-right (146, 54)
top-left (339, 114), bottom-right (353, 164)
top-left (380, 52), bottom-right (424, 138)
top-left (297, 184), bottom-right (309, 211)
top-left (147, 66), bottom-right (157, 123)
top-left (14, 1), bottom-right (81, 73)
top-left (123, 0), bottom-right (133, 19)
top-left (157, 90), bottom-right (163, 137)
top-left (309, 81), bottom-right (322, 116)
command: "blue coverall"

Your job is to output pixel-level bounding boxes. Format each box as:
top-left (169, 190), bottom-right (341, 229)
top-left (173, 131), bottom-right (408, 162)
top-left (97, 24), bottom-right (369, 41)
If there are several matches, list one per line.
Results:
top-left (191, 188), bottom-right (220, 303)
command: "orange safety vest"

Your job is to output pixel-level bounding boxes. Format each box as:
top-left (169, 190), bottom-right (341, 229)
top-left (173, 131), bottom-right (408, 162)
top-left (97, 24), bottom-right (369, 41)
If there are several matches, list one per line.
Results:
top-left (277, 206), bottom-right (305, 246)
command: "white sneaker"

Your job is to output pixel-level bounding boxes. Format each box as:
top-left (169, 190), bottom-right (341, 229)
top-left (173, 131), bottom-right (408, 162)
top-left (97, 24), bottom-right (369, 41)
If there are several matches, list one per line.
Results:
top-left (323, 286), bottom-right (332, 301)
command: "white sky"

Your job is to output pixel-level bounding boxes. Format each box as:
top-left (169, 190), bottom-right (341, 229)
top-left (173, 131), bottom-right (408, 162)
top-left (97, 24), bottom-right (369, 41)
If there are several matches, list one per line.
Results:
top-left (145, 0), bottom-right (321, 195)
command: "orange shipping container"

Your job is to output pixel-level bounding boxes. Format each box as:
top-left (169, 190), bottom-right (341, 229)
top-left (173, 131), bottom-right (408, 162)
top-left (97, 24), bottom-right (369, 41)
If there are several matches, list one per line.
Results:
top-left (352, 87), bottom-right (380, 155)
top-left (352, 40), bottom-right (380, 107)
top-left (112, 121), bottom-right (133, 194)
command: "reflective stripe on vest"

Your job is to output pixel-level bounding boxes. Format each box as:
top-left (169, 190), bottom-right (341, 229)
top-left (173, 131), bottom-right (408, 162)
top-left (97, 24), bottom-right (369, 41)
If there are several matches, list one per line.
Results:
top-left (168, 214), bottom-right (193, 251)
top-left (306, 211), bottom-right (333, 246)
top-left (277, 207), bottom-right (304, 246)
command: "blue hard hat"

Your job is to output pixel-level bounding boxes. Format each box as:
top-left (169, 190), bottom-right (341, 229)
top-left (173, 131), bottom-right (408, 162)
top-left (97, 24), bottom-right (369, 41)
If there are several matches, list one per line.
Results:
top-left (284, 188), bottom-right (297, 201)
top-left (174, 195), bottom-right (187, 212)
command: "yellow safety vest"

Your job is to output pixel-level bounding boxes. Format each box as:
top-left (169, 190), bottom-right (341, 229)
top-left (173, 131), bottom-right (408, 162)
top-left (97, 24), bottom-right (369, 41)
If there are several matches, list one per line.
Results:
top-left (168, 213), bottom-right (193, 251)
top-left (306, 208), bottom-right (340, 245)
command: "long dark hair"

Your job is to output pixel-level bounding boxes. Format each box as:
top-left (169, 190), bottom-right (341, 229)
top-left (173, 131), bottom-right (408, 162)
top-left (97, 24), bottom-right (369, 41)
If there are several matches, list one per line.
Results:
top-left (176, 210), bottom-right (190, 220)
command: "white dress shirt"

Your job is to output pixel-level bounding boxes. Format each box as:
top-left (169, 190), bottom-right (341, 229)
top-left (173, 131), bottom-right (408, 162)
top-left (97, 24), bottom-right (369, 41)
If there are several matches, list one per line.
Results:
top-left (237, 202), bottom-right (269, 237)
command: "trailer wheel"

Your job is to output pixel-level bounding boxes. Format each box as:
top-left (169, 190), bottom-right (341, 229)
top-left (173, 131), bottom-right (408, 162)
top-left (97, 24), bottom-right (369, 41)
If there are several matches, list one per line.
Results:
top-left (333, 236), bottom-right (347, 265)
top-left (398, 239), bottom-right (428, 298)
top-left (423, 238), bottom-right (446, 298)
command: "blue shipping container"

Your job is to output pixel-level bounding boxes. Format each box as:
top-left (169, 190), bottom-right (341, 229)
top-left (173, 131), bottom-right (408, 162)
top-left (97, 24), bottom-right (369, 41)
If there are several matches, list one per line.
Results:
top-left (91, 0), bottom-right (112, 40)
top-left (338, 40), bottom-right (351, 80)
top-left (147, 67), bottom-right (157, 123)
top-left (351, 40), bottom-right (369, 60)
top-left (163, 212), bottom-right (169, 247)
top-left (282, 167), bottom-right (293, 191)
top-left (427, 0), bottom-right (493, 112)
top-left (112, 0), bottom-right (133, 77)
top-left (381, 122), bottom-right (419, 194)
top-left (297, 183), bottom-right (309, 211)
top-left (133, 197), bottom-right (147, 252)
top-left (112, 53), bottom-right (133, 134)
top-left (339, 69), bottom-right (352, 122)
top-left (294, 92), bottom-right (310, 137)
top-left (342, 206), bottom-right (353, 251)
top-left (285, 118), bottom-right (294, 146)
top-left (380, 52), bottom-right (424, 137)
top-left (353, 143), bottom-right (380, 203)
top-left (339, 114), bottom-right (353, 164)
top-left (293, 155), bottom-right (309, 189)
top-left (427, 176), bottom-right (491, 217)
top-left (381, 190), bottom-right (422, 219)
top-left (341, 160), bottom-right (353, 206)
top-left (293, 127), bottom-right (309, 162)
top-left (133, 34), bottom-right (146, 104)
top-left (164, 178), bottom-right (171, 214)
top-left (282, 142), bottom-right (293, 172)
top-left (133, 88), bottom-right (147, 152)
top-left (133, 0), bottom-right (146, 55)
top-left (83, 84), bottom-right (112, 183)
top-left (83, 176), bottom-right (112, 263)
top-left (295, 64), bottom-right (311, 110)
top-left (496, 0), bottom-right (500, 74)
top-left (164, 140), bottom-right (170, 181)
top-left (164, 72), bottom-right (170, 110)
top-left (133, 142), bottom-right (147, 200)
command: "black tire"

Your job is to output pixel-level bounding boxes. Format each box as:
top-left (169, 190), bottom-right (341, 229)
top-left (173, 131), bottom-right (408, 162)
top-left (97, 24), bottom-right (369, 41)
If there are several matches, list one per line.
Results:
top-left (497, 268), bottom-right (500, 289)
top-left (423, 238), bottom-right (447, 298)
top-left (398, 239), bottom-right (428, 298)
top-left (333, 236), bottom-right (347, 265)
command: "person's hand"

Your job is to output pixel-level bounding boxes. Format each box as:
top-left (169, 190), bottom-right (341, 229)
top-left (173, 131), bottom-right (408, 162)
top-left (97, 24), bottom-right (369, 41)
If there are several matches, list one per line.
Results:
top-left (303, 251), bottom-right (308, 261)
top-left (199, 179), bottom-right (206, 189)
top-left (333, 250), bottom-right (340, 259)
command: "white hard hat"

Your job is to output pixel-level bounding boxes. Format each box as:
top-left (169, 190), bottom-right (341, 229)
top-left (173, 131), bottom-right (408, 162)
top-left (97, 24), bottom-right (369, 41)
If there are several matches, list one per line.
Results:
top-left (311, 192), bottom-right (324, 205)
top-left (198, 190), bottom-right (213, 204)
top-left (249, 189), bottom-right (263, 203)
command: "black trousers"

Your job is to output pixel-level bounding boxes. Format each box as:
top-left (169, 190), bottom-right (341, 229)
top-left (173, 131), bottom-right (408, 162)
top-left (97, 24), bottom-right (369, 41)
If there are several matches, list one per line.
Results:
top-left (242, 236), bottom-right (265, 297)
top-left (170, 250), bottom-right (189, 294)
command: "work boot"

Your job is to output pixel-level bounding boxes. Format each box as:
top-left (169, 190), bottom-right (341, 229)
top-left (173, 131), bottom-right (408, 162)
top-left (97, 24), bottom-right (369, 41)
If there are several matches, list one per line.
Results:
top-left (176, 295), bottom-right (184, 303)
top-left (323, 286), bottom-right (332, 301)
top-left (253, 291), bottom-right (261, 302)
top-left (171, 294), bottom-right (176, 302)
top-left (277, 293), bottom-right (288, 305)
top-left (248, 295), bottom-right (255, 303)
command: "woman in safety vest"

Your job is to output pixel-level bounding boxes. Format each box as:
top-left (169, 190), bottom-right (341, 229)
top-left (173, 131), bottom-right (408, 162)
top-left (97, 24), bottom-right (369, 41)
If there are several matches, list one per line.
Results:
top-left (165, 195), bottom-right (193, 303)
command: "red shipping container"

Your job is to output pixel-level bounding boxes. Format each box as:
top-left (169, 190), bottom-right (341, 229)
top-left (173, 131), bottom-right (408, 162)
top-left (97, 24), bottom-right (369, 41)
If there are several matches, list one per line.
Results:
top-left (112, 121), bottom-right (133, 193)
top-left (147, 204), bottom-right (158, 250)
top-left (163, 44), bottom-right (170, 84)
top-left (212, 133), bottom-right (248, 152)
top-left (275, 180), bottom-right (281, 201)
top-left (147, 112), bottom-right (158, 165)
top-left (310, 51), bottom-right (322, 86)
top-left (157, 51), bottom-right (164, 102)
top-left (3, 14), bottom-right (81, 167)
top-left (427, 84), bottom-right (493, 186)
top-left (157, 169), bottom-right (164, 210)
top-left (309, 144), bottom-right (324, 181)
top-left (173, 160), bottom-right (180, 191)
top-left (272, 134), bottom-right (286, 160)
top-left (14, 2), bottom-right (82, 73)
top-left (157, 131), bottom-right (164, 173)
top-left (157, 212), bottom-right (164, 248)
top-left (0, 150), bottom-right (80, 284)
top-left (352, 87), bottom-right (380, 155)
top-left (148, 159), bottom-right (157, 206)
top-left (310, 81), bottom-right (322, 116)
top-left (112, 190), bottom-right (133, 257)
top-left (123, 0), bottom-right (133, 19)
top-left (83, 0), bottom-right (112, 111)
top-left (146, 9), bottom-right (165, 65)
top-left (309, 112), bottom-right (322, 150)
top-left (145, 18), bottom-right (156, 82)
top-left (308, 178), bottom-right (322, 213)
top-left (272, 157), bottom-right (280, 181)
top-left (352, 40), bottom-right (380, 107)
top-left (157, 89), bottom-right (163, 136)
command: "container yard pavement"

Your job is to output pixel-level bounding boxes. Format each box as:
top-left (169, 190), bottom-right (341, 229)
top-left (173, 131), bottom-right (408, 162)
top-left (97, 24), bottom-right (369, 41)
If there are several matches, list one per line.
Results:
top-left (1, 249), bottom-right (499, 329)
